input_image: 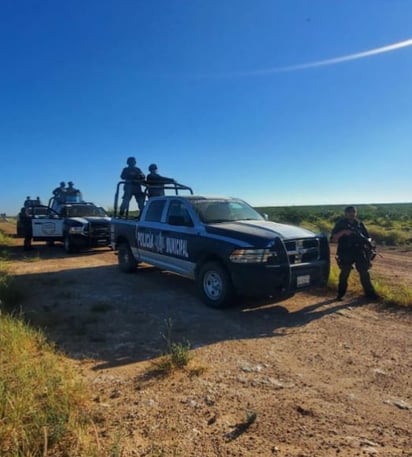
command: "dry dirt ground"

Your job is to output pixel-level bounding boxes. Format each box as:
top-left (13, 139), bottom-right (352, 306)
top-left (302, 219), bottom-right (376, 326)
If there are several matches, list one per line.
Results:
top-left (2, 221), bottom-right (411, 457)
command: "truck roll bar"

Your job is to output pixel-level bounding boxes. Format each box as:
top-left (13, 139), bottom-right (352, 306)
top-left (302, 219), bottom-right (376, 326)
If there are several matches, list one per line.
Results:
top-left (113, 181), bottom-right (193, 218)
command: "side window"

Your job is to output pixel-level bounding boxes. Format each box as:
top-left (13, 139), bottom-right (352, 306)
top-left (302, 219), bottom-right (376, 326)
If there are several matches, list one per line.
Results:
top-left (145, 200), bottom-right (166, 222)
top-left (166, 201), bottom-right (193, 226)
top-left (48, 208), bottom-right (58, 218)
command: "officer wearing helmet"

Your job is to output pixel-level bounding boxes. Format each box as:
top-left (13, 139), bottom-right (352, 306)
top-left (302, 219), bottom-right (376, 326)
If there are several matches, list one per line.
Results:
top-left (331, 206), bottom-right (379, 301)
top-left (146, 163), bottom-right (176, 198)
top-left (52, 181), bottom-right (66, 203)
top-left (119, 157), bottom-right (146, 216)
top-left (19, 206), bottom-right (33, 251)
top-left (24, 196), bottom-right (32, 208)
top-left (66, 181), bottom-right (81, 203)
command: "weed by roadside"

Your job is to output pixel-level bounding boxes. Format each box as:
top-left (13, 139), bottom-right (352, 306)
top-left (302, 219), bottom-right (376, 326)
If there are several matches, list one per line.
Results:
top-left (0, 270), bottom-right (24, 311)
top-left (0, 230), bottom-right (14, 247)
top-left (0, 313), bottom-right (90, 456)
top-left (0, 245), bottom-right (125, 456)
top-left (225, 410), bottom-right (258, 442)
top-left (144, 318), bottom-right (193, 378)
top-left (160, 317), bottom-right (191, 369)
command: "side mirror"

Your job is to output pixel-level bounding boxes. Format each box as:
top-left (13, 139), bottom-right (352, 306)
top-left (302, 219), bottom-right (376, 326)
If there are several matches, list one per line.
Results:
top-left (262, 213), bottom-right (269, 221)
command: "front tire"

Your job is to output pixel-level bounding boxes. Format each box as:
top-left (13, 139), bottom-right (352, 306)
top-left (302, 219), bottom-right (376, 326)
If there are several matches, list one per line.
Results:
top-left (64, 235), bottom-right (76, 253)
top-left (197, 261), bottom-right (234, 308)
top-left (118, 242), bottom-right (137, 273)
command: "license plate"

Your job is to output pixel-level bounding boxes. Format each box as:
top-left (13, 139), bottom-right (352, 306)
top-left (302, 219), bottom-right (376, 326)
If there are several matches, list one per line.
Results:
top-left (297, 274), bottom-right (310, 287)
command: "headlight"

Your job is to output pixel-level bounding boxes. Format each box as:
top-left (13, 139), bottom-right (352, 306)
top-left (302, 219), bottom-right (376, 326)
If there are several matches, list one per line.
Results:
top-left (230, 248), bottom-right (274, 263)
top-left (69, 226), bottom-right (85, 234)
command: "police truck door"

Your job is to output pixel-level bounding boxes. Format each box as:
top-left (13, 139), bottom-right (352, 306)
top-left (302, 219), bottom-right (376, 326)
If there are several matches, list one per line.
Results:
top-left (31, 210), bottom-right (64, 240)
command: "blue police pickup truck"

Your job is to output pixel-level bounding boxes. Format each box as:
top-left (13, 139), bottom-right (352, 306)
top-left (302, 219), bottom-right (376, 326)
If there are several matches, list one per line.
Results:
top-left (110, 190), bottom-right (330, 308)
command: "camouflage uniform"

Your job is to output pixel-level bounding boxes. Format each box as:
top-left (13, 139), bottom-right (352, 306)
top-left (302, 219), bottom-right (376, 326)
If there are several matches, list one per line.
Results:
top-left (119, 159), bottom-right (146, 215)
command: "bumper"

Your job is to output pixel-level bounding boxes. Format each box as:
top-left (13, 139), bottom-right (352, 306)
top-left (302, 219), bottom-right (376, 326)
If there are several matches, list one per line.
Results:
top-left (229, 260), bottom-right (329, 297)
top-left (71, 235), bottom-right (111, 248)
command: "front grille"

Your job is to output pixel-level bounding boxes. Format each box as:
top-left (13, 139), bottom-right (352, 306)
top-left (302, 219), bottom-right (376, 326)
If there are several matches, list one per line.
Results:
top-left (284, 238), bottom-right (320, 264)
top-left (90, 223), bottom-right (110, 238)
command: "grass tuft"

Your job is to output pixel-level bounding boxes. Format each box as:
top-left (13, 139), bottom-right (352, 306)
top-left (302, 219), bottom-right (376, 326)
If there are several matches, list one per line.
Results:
top-left (0, 271), bottom-right (24, 311)
top-left (148, 318), bottom-right (192, 377)
top-left (161, 318), bottom-right (191, 368)
top-left (0, 313), bottom-right (90, 456)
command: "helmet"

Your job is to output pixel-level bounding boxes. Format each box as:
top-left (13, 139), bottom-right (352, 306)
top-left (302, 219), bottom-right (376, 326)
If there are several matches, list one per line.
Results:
top-left (344, 205), bottom-right (356, 214)
top-left (60, 181), bottom-right (65, 186)
top-left (68, 181), bottom-right (74, 186)
top-left (148, 163), bottom-right (157, 172)
top-left (127, 156), bottom-right (136, 166)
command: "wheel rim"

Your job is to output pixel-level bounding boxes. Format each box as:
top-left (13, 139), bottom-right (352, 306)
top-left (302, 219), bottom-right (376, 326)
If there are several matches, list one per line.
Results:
top-left (203, 270), bottom-right (223, 300)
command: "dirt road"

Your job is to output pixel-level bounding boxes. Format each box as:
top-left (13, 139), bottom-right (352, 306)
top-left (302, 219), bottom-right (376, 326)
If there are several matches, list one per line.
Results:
top-left (3, 223), bottom-right (412, 457)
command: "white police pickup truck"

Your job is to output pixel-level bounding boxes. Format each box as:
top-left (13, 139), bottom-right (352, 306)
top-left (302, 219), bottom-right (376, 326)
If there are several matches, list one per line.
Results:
top-left (110, 192), bottom-right (330, 308)
top-left (17, 198), bottom-right (111, 253)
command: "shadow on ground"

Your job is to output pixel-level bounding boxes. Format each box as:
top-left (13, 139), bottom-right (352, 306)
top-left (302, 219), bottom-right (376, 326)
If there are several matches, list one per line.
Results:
top-left (2, 241), bottom-right (112, 261)
top-left (4, 261), bottom-right (369, 371)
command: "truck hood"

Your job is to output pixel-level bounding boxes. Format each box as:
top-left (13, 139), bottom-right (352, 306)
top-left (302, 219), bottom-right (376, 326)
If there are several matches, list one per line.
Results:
top-left (206, 220), bottom-right (317, 243)
top-left (69, 216), bottom-right (111, 224)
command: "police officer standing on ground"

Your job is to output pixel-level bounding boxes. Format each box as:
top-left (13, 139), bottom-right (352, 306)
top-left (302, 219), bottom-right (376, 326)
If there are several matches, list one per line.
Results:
top-left (19, 207), bottom-right (33, 251)
top-left (119, 157), bottom-right (146, 216)
top-left (146, 163), bottom-right (176, 198)
top-left (331, 205), bottom-right (379, 301)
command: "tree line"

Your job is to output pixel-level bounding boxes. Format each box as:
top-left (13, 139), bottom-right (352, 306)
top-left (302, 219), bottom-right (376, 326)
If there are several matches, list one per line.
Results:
top-left (256, 203), bottom-right (412, 246)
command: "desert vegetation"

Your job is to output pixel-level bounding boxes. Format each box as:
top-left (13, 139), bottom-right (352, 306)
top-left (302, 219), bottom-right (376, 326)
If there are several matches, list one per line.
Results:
top-left (257, 202), bottom-right (412, 246)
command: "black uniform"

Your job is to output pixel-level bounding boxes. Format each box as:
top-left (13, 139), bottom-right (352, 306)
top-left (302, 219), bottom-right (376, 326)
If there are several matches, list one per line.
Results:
top-left (19, 207), bottom-right (33, 251)
top-left (65, 183), bottom-right (81, 203)
top-left (119, 166), bottom-right (146, 215)
top-left (146, 172), bottom-right (175, 198)
top-left (331, 217), bottom-right (376, 299)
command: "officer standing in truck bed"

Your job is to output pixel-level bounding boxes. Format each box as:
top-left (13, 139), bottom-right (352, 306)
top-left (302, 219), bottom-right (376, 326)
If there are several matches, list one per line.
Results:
top-left (119, 157), bottom-right (146, 216)
top-left (146, 163), bottom-right (176, 198)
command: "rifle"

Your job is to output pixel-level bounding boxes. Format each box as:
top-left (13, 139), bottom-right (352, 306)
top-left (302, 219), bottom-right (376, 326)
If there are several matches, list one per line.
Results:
top-left (348, 226), bottom-right (377, 264)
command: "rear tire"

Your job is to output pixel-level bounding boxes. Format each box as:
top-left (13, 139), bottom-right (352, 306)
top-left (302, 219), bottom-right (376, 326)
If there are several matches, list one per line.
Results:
top-left (197, 261), bottom-right (234, 308)
top-left (118, 242), bottom-right (138, 273)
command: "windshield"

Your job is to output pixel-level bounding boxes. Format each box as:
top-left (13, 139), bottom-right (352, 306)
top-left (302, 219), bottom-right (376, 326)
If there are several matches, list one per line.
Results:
top-left (192, 199), bottom-right (264, 223)
top-left (65, 205), bottom-right (107, 217)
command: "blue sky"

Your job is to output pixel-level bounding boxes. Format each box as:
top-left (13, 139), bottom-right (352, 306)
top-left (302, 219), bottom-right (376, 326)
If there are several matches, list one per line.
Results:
top-left (1, 0), bottom-right (411, 215)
